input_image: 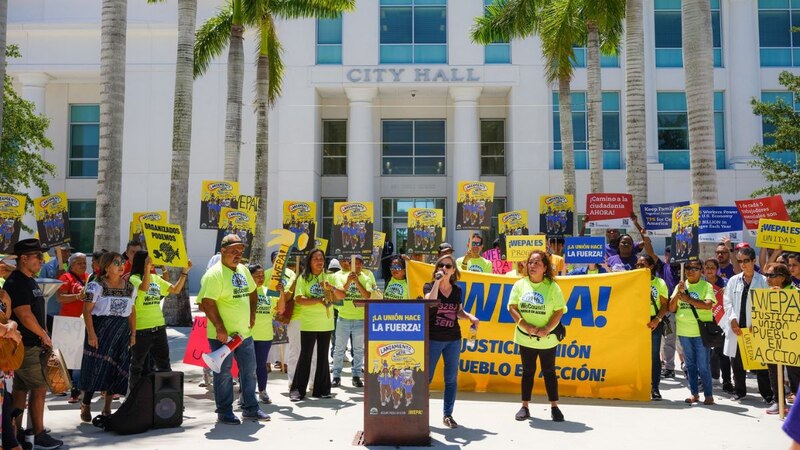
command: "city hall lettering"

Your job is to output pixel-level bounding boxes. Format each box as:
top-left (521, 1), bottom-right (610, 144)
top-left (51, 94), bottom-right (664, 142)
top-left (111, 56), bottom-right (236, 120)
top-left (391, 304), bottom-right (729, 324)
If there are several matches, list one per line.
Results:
top-left (346, 67), bottom-right (480, 83)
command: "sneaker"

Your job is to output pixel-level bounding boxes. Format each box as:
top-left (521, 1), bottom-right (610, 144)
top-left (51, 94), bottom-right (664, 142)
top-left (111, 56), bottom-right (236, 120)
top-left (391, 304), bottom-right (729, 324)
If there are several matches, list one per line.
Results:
top-left (352, 377), bottom-right (364, 388)
top-left (766, 403), bottom-right (780, 415)
top-left (289, 390), bottom-right (303, 402)
top-left (320, 393), bottom-right (333, 399)
top-left (685, 396), bottom-right (699, 404)
top-left (514, 406), bottom-right (530, 421)
top-left (331, 378), bottom-right (341, 388)
top-left (651, 389), bottom-right (662, 400)
top-left (33, 432), bottom-right (63, 450)
top-left (242, 410), bottom-right (271, 422)
top-left (661, 369), bottom-right (675, 379)
top-left (551, 406), bottom-right (564, 422)
top-left (730, 393), bottom-right (746, 402)
top-left (218, 412), bottom-right (241, 425)
top-left (722, 383), bottom-right (735, 395)
top-left (443, 415), bottom-right (458, 429)
top-left (258, 391), bottom-right (272, 404)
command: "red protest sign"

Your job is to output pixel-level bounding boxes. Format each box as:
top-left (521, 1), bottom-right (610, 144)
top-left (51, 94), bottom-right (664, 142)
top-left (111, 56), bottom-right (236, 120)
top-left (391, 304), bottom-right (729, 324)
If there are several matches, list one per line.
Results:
top-left (734, 195), bottom-right (789, 231)
top-left (482, 248), bottom-right (512, 274)
top-left (183, 316), bottom-right (239, 377)
top-left (585, 193), bottom-right (633, 229)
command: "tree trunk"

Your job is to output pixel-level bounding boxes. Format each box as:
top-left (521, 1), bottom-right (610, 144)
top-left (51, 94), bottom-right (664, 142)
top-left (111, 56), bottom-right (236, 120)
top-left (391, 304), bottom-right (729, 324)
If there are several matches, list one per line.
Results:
top-left (94, 0), bottom-right (127, 251)
top-left (683, 0), bottom-right (718, 258)
top-left (586, 21), bottom-right (603, 195)
top-left (223, 22), bottom-right (244, 181)
top-left (164, 0), bottom-right (197, 327)
top-left (251, 48), bottom-right (269, 265)
top-left (624, 0), bottom-right (647, 217)
top-left (0, 0), bottom-right (8, 146)
top-left (559, 76), bottom-right (576, 202)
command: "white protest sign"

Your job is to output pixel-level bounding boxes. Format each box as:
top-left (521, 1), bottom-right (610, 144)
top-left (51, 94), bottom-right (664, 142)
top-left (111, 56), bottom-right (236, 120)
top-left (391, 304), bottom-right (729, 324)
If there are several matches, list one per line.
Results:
top-left (52, 315), bottom-right (85, 370)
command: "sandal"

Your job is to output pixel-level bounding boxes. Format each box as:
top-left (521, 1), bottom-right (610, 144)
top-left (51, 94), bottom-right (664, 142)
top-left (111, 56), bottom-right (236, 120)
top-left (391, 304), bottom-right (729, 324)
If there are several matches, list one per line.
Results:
top-left (684, 396), bottom-right (699, 404)
top-left (80, 404), bottom-right (92, 422)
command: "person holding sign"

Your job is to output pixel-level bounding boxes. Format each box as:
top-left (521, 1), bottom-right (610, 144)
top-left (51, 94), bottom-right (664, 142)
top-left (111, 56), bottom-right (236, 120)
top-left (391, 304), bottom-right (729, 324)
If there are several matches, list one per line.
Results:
top-left (128, 251), bottom-right (191, 392)
top-left (668, 260), bottom-right (717, 405)
top-left (636, 255), bottom-right (669, 400)
top-left (290, 248), bottom-right (346, 402)
top-left (456, 233), bottom-right (492, 273)
top-left (762, 263), bottom-right (800, 415)
top-left (56, 252), bottom-right (89, 403)
top-left (424, 254), bottom-right (479, 429)
top-left (508, 250), bottom-right (566, 422)
top-left (200, 234), bottom-right (270, 424)
top-left (722, 246), bottom-right (772, 403)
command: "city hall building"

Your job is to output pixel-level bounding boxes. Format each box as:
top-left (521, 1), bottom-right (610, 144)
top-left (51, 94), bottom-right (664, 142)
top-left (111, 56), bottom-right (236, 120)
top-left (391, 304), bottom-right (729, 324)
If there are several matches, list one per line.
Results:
top-left (7, 0), bottom-right (792, 289)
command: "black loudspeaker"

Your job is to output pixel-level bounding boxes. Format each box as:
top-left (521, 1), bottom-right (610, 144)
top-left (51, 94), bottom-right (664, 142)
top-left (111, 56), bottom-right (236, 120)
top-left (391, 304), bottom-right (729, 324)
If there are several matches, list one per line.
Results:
top-left (153, 371), bottom-right (184, 428)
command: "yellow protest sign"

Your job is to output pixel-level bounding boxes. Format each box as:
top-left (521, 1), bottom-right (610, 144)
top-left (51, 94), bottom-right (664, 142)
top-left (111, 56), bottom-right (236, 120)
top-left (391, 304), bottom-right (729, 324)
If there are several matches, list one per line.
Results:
top-left (369, 232), bottom-right (386, 270)
top-left (505, 235), bottom-right (547, 262)
top-left (315, 237), bottom-right (329, 254)
top-left (200, 180), bottom-right (239, 229)
top-left (141, 221), bottom-right (189, 268)
top-left (129, 211), bottom-right (168, 247)
top-left (33, 193), bottom-right (70, 248)
top-left (332, 201), bottom-right (374, 258)
top-left (749, 288), bottom-right (800, 367)
top-left (756, 218), bottom-right (800, 252)
top-left (539, 195), bottom-right (575, 237)
top-left (456, 181), bottom-right (495, 231)
top-left (0, 193), bottom-right (26, 254)
top-left (671, 204), bottom-right (700, 263)
top-left (407, 208), bottom-right (443, 255)
top-left (737, 329), bottom-right (767, 371)
top-left (283, 201), bottom-right (317, 254)
top-left (408, 262), bottom-right (651, 401)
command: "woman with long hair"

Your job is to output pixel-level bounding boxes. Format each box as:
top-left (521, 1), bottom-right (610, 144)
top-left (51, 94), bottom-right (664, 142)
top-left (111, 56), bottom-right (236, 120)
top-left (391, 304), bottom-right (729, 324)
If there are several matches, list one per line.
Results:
top-left (508, 250), bottom-right (565, 422)
top-left (424, 254), bottom-right (479, 428)
top-left (79, 252), bottom-right (136, 421)
top-left (249, 263), bottom-right (275, 404)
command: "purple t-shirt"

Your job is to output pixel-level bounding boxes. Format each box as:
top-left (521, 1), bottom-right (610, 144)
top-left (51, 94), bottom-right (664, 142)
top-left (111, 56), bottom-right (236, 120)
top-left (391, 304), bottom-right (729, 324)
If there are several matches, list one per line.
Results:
top-left (607, 254), bottom-right (639, 272)
top-left (784, 399), bottom-right (800, 444)
top-left (718, 263), bottom-right (735, 280)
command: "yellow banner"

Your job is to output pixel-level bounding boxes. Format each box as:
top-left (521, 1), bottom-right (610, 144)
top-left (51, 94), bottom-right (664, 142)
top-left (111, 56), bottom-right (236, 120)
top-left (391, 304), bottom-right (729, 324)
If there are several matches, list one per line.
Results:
top-left (749, 288), bottom-right (800, 367)
top-left (0, 193), bottom-right (26, 254)
top-left (505, 235), bottom-right (547, 262)
top-left (407, 261), bottom-right (651, 401)
top-left (33, 192), bottom-right (70, 248)
top-left (141, 221), bottom-right (189, 268)
top-left (756, 218), bottom-right (800, 252)
top-left (737, 329), bottom-right (767, 371)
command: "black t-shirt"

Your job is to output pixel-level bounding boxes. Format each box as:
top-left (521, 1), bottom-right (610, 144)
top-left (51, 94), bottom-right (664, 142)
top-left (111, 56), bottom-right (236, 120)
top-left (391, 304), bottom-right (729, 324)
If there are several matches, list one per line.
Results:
top-left (5, 270), bottom-right (47, 347)
top-left (424, 282), bottom-right (463, 342)
top-left (739, 278), bottom-right (751, 327)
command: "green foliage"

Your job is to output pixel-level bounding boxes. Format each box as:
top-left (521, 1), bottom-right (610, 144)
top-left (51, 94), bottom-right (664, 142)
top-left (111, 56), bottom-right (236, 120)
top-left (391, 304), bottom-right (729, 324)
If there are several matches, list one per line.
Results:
top-left (750, 71), bottom-right (800, 222)
top-left (0, 45), bottom-right (55, 212)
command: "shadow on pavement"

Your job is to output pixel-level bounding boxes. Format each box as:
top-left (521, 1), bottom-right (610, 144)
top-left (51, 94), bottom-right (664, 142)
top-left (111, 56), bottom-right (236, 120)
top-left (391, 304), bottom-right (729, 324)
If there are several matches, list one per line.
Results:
top-left (204, 421), bottom-right (265, 441)
top-left (430, 425), bottom-right (498, 446)
top-left (528, 417), bottom-right (593, 433)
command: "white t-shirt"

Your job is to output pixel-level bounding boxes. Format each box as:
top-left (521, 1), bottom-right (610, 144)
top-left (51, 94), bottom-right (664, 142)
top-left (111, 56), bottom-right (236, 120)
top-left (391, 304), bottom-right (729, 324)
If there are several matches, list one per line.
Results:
top-left (85, 280), bottom-right (135, 317)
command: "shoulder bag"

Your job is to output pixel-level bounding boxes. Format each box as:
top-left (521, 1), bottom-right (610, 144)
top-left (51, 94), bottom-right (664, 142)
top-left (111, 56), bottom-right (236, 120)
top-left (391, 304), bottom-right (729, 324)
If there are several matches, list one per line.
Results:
top-left (689, 304), bottom-right (724, 348)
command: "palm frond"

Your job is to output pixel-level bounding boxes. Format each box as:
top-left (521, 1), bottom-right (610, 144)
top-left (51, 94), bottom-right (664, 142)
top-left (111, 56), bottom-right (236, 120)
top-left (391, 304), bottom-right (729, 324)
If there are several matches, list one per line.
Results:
top-left (257, 15), bottom-right (285, 105)
top-left (194, 4), bottom-right (235, 78)
top-left (271, 0), bottom-right (355, 20)
top-left (471, 0), bottom-right (542, 45)
top-left (540, 0), bottom-right (581, 83)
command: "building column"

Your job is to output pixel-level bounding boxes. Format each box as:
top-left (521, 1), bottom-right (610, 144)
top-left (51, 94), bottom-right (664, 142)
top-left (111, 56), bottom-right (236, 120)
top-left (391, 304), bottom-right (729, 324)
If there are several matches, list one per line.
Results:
top-left (727, 0), bottom-right (762, 168)
top-left (15, 73), bottom-right (51, 237)
top-left (345, 87), bottom-right (378, 204)
top-left (449, 86), bottom-right (482, 246)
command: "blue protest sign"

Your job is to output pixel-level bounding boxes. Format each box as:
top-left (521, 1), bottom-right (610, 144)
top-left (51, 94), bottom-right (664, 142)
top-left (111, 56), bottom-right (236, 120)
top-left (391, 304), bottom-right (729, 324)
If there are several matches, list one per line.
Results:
top-left (564, 237), bottom-right (605, 264)
top-left (640, 201), bottom-right (690, 237)
top-left (699, 207), bottom-right (743, 243)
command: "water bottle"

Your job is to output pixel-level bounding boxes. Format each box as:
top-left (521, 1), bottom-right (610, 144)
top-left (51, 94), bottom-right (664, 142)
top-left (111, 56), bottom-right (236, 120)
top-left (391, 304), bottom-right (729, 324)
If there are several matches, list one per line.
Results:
top-left (466, 324), bottom-right (478, 351)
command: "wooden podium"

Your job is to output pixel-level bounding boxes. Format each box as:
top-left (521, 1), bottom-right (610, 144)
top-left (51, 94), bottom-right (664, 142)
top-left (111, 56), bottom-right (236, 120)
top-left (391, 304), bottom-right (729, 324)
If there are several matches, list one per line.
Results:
top-left (358, 300), bottom-right (432, 446)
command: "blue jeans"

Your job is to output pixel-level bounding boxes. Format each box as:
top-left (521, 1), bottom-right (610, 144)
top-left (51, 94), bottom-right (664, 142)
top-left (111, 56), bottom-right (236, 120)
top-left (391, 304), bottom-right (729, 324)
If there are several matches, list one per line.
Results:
top-left (208, 336), bottom-right (260, 415)
top-left (679, 336), bottom-right (713, 398)
top-left (332, 318), bottom-right (364, 378)
top-left (428, 339), bottom-right (460, 416)
top-left (651, 324), bottom-right (663, 391)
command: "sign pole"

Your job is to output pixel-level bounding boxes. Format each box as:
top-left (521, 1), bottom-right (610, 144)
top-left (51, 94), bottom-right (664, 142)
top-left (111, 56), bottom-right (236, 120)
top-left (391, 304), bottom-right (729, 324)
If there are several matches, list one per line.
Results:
top-left (778, 363), bottom-right (785, 420)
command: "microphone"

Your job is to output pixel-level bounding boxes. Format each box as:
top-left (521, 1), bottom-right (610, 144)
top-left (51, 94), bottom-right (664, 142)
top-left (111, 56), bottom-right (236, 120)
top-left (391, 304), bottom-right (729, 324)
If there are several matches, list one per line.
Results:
top-left (435, 271), bottom-right (444, 280)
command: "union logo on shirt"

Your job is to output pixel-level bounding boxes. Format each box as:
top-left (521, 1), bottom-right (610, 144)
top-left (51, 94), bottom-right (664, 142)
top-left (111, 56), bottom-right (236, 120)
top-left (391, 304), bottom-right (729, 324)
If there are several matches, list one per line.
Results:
top-left (468, 264), bottom-right (485, 272)
top-left (231, 273), bottom-right (247, 288)
top-left (309, 283), bottom-right (324, 298)
top-left (521, 291), bottom-right (545, 305)
top-left (650, 286), bottom-right (658, 302)
top-left (385, 283), bottom-right (405, 298)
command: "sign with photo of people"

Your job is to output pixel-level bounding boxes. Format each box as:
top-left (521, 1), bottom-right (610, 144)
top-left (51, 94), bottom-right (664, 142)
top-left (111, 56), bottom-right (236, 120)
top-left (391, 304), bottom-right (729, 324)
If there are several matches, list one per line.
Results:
top-left (199, 180), bottom-right (239, 229)
top-left (670, 204), bottom-right (700, 263)
top-left (214, 207), bottom-right (256, 261)
top-left (0, 193), bottom-right (26, 254)
top-left (129, 211), bottom-right (168, 249)
top-left (33, 192), bottom-right (70, 248)
top-left (368, 231), bottom-right (386, 270)
top-left (455, 181), bottom-right (494, 231)
top-left (539, 194), bottom-right (574, 238)
top-left (406, 208), bottom-right (443, 256)
top-left (282, 201), bottom-right (317, 256)
top-left (331, 201), bottom-right (374, 258)
top-left (497, 210), bottom-right (529, 260)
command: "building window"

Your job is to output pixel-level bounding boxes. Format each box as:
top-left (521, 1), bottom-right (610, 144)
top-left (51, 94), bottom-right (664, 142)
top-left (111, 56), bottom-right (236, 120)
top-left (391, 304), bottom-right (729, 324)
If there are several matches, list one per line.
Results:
top-left (760, 91), bottom-right (798, 168)
top-left (321, 197), bottom-right (346, 242)
top-left (481, 120), bottom-right (505, 175)
top-left (380, 0), bottom-right (447, 64)
top-left (571, 46), bottom-right (620, 68)
top-left (758, 0), bottom-right (800, 66)
top-left (486, 197), bottom-right (506, 247)
top-left (553, 91), bottom-right (622, 170)
top-left (68, 104), bottom-right (100, 178)
top-left (317, 16), bottom-right (343, 64)
top-left (656, 91), bottom-right (726, 170)
top-left (483, 0), bottom-right (510, 64)
top-left (654, 0), bottom-right (722, 68)
top-left (381, 198), bottom-right (445, 254)
top-left (68, 200), bottom-right (96, 253)
top-left (382, 120), bottom-right (445, 175)
top-left (322, 120), bottom-right (347, 175)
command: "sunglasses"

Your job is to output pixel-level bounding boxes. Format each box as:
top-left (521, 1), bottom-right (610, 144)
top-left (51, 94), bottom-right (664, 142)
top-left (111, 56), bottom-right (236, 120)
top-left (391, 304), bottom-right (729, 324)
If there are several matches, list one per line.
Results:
top-left (23, 252), bottom-right (44, 260)
top-left (736, 258), bottom-right (752, 264)
top-left (685, 266), bottom-right (701, 272)
top-left (765, 273), bottom-right (782, 278)
top-left (436, 263), bottom-right (454, 269)
top-left (390, 265), bottom-right (403, 271)
top-left (471, 241), bottom-right (482, 247)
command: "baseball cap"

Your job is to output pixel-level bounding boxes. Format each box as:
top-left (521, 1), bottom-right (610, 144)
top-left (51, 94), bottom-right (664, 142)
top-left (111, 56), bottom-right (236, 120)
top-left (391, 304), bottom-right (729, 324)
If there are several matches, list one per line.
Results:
top-left (220, 234), bottom-right (245, 248)
top-left (438, 242), bottom-right (453, 252)
top-left (353, 254), bottom-right (364, 262)
top-left (735, 242), bottom-right (751, 250)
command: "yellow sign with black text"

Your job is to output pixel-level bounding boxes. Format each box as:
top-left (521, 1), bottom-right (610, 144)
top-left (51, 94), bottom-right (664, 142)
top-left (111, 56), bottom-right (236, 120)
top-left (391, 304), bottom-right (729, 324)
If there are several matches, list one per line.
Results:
top-left (756, 218), bottom-right (800, 252)
top-left (141, 221), bottom-right (189, 268)
top-left (505, 235), bottom-right (546, 262)
top-left (749, 288), bottom-right (800, 367)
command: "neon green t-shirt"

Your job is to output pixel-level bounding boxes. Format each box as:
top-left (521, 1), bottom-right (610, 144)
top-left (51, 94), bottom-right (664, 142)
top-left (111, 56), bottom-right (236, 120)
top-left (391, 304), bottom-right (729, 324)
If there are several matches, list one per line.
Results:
top-left (129, 274), bottom-right (170, 330)
top-left (456, 256), bottom-right (493, 273)
top-left (263, 267), bottom-right (296, 291)
top-left (505, 270), bottom-right (523, 278)
top-left (672, 279), bottom-right (716, 338)
top-left (384, 278), bottom-right (409, 300)
top-left (649, 277), bottom-right (668, 317)
top-left (0, 277), bottom-right (4, 288)
top-left (332, 270), bottom-right (374, 320)
top-left (252, 286), bottom-right (274, 341)
top-left (508, 278), bottom-right (566, 349)
top-left (199, 262), bottom-right (257, 339)
top-left (294, 272), bottom-right (334, 332)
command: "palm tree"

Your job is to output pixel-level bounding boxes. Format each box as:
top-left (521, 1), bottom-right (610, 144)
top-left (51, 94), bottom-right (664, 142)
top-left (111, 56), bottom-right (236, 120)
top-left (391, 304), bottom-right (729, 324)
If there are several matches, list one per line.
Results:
top-left (0, 0), bottom-right (8, 145)
top-left (624, 0), bottom-right (647, 216)
top-left (94, 0), bottom-right (127, 251)
top-left (682, 0), bottom-right (718, 256)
